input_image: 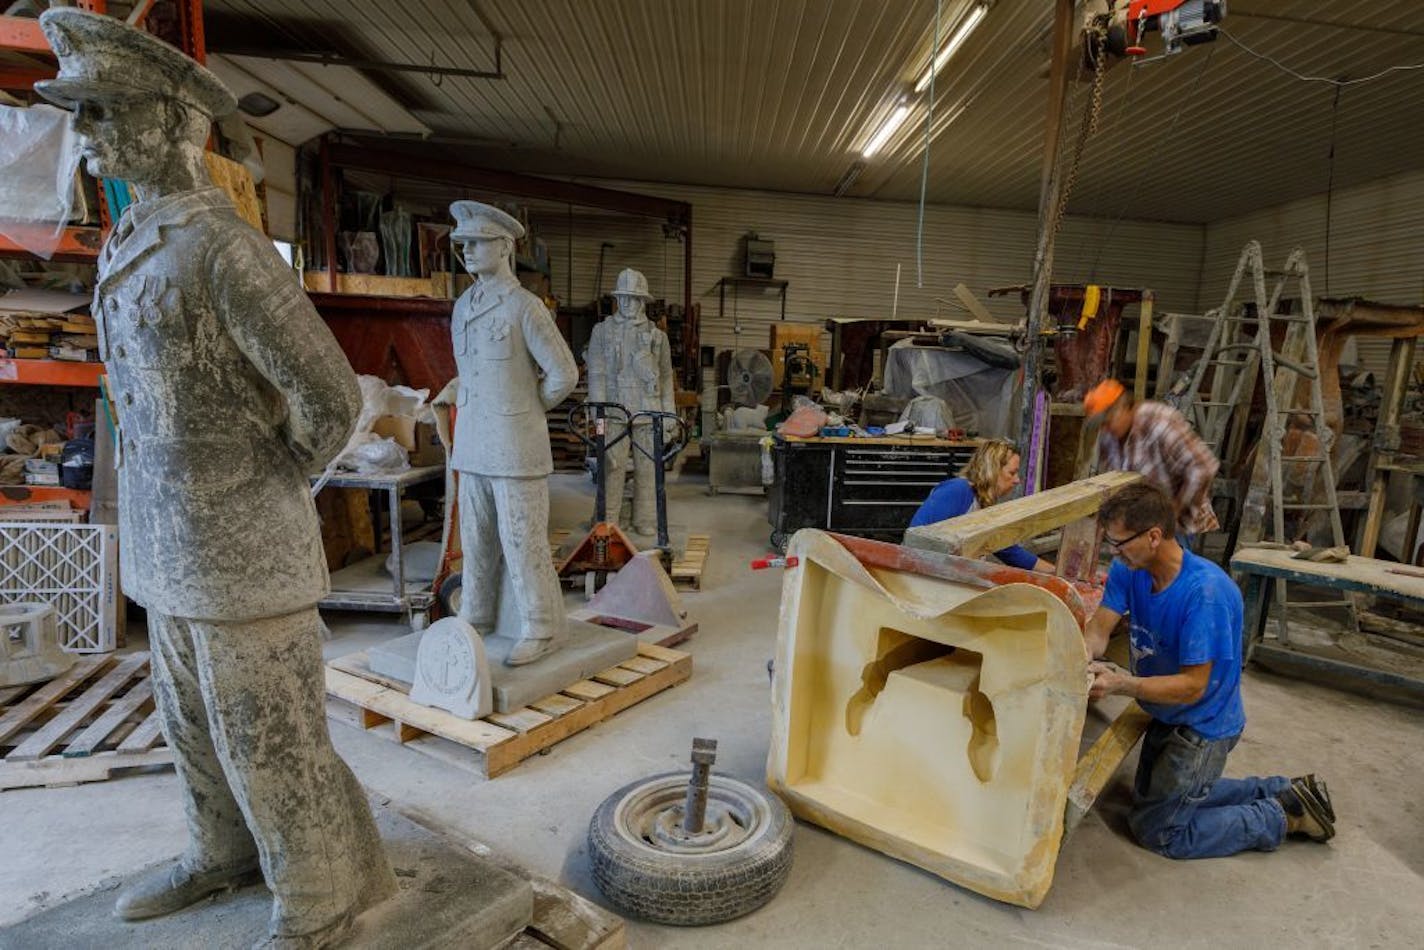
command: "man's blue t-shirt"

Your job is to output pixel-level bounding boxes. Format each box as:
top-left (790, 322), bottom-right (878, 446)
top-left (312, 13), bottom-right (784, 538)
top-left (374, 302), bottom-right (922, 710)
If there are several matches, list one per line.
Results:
top-left (1102, 548), bottom-right (1246, 740)
top-left (907, 477), bottom-right (1038, 571)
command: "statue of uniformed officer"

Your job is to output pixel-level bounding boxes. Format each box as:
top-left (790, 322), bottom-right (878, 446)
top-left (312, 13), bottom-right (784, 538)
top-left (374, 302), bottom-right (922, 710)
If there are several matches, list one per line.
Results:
top-left (586, 268), bottom-right (676, 536)
top-left (37, 10), bottom-right (393, 948)
top-left (447, 201), bottom-right (579, 665)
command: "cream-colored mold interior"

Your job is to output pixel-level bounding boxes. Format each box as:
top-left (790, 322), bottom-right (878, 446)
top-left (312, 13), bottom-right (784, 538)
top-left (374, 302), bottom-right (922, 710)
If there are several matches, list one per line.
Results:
top-left (771, 534), bottom-right (1089, 903)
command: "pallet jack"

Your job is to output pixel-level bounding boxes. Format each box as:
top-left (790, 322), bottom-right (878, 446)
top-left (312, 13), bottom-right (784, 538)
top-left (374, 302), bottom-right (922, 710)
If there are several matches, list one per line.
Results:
top-left (557, 401), bottom-right (688, 594)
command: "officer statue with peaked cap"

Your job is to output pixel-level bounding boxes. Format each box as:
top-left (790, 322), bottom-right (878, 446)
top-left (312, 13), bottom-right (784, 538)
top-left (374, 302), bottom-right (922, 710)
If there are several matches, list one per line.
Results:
top-left (36, 10), bottom-right (393, 948)
top-left (444, 201), bottom-right (579, 665)
top-left (585, 268), bottom-right (677, 536)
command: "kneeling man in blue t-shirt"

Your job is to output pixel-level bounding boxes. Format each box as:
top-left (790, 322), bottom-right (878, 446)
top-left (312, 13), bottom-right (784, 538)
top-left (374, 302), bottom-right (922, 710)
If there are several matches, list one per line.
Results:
top-left (1081, 481), bottom-right (1336, 858)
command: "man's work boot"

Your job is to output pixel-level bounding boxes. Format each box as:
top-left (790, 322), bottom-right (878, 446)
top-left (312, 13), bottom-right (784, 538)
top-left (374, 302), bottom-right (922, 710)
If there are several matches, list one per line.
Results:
top-left (115, 860), bottom-right (262, 920)
top-left (252, 913), bottom-right (353, 950)
top-left (1292, 774), bottom-right (1335, 823)
top-left (506, 637), bottom-right (556, 667)
top-left (1276, 785), bottom-right (1334, 842)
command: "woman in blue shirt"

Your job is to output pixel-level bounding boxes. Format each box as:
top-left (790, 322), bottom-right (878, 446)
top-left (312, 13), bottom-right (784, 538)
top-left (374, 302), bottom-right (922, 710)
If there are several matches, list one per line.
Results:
top-left (907, 438), bottom-right (1054, 573)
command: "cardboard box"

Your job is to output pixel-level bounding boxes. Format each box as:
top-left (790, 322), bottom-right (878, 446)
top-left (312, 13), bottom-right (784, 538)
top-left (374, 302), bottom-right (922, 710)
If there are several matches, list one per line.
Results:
top-left (372, 415), bottom-right (445, 467)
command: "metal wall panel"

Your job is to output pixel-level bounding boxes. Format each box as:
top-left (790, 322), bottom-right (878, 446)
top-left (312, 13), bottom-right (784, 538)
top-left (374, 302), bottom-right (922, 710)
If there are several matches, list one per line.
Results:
top-left (1200, 166), bottom-right (1424, 373)
top-left (532, 179), bottom-right (1205, 356)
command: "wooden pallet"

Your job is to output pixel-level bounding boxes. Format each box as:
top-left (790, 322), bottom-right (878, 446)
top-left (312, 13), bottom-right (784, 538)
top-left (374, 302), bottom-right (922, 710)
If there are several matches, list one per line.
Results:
top-left (0, 651), bottom-right (171, 791)
top-left (670, 534), bottom-right (710, 590)
top-left (325, 642), bottom-right (691, 778)
top-left (550, 531), bottom-right (709, 590)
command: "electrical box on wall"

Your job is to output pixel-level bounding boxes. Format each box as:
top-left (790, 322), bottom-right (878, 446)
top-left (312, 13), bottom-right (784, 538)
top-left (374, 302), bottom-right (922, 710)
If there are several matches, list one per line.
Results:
top-left (742, 231), bottom-right (775, 279)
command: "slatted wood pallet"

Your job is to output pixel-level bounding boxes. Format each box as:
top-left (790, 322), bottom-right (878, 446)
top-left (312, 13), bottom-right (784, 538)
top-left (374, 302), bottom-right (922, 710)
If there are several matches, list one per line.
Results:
top-left (0, 651), bottom-right (171, 791)
top-left (670, 534), bottom-right (710, 590)
top-left (550, 531), bottom-right (710, 591)
top-left (325, 642), bottom-right (691, 778)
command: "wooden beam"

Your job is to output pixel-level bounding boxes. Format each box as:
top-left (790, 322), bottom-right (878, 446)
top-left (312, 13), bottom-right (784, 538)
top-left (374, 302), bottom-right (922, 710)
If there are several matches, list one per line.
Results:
top-left (905, 471), bottom-right (1141, 559)
top-left (1064, 703), bottom-right (1152, 834)
top-left (1360, 336), bottom-right (1417, 556)
top-left (1134, 292), bottom-right (1154, 402)
top-left (326, 141), bottom-right (691, 225)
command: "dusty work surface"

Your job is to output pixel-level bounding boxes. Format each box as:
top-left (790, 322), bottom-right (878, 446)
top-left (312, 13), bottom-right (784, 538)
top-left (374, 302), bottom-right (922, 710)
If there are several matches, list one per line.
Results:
top-left (3, 475), bottom-right (1423, 947)
top-left (0, 801), bottom-right (532, 949)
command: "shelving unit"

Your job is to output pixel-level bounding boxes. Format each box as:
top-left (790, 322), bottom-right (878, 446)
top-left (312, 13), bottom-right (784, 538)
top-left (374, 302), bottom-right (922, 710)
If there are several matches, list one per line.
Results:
top-left (0, 227), bottom-right (103, 264)
top-left (0, 359), bottom-right (105, 388)
top-left (0, 486), bottom-right (92, 508)
top-left (0, 3), bottom-right (122, 516)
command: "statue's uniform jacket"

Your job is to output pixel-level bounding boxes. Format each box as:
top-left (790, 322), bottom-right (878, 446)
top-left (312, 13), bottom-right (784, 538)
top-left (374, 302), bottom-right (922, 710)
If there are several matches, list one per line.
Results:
top-left (94, 187), bottom-right (359, 622)
top-left (448, 272), bottom-right (577, 642)
top-left (449, 273), bottom-right (578, 476)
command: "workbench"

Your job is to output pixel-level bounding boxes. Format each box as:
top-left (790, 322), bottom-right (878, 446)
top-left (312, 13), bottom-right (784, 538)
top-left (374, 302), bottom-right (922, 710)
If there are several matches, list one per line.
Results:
top-left (1232, 546), bottom-right (1424, 706)
top-left (766, 435), bottom-right (977, 551)
top-left (311, 465), bottom-right (444, 617)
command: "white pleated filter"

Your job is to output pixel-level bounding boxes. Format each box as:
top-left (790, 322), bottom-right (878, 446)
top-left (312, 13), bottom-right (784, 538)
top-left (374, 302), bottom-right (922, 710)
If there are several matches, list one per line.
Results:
top-left (0, 524), bottom-right (120, 653)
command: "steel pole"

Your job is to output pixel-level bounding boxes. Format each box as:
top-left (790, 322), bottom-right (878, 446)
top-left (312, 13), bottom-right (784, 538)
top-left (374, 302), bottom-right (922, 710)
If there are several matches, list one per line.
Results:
top-left (1016, 0), bottom-right (1078, 489)
top-left (683, 738), bottom-right (718, 834)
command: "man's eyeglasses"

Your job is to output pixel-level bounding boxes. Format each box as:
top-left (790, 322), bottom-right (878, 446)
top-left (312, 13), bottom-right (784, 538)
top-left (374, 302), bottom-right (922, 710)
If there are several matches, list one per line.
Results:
top-left (1103, 526), bottom-right (1151, 550)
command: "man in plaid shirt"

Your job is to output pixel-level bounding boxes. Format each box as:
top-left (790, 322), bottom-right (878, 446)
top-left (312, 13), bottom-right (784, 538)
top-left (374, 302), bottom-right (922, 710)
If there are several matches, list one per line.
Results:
top-left (1086, 379), bottom-right (1220, 538)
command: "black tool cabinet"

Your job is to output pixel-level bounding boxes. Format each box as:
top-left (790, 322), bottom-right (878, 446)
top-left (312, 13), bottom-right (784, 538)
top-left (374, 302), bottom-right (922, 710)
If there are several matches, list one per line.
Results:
top-left (767, 436), bottom-right (978, 551)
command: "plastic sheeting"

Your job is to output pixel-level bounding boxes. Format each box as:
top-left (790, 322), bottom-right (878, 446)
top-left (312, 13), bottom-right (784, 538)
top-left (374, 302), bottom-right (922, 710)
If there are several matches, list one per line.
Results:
top-left (882, 341), bottom-right (1018, 438)
top-left (899, 395), bottom-right (954, 432)
top-left (311, 376), bottom-right (428, 491)
top-left (0, 104), bottom-right (80, 260)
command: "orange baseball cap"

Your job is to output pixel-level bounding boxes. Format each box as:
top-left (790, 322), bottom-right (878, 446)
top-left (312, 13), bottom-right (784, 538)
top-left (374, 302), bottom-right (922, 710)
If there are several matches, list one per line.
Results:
top-left (1083, 379), bottom-right (1126, 418)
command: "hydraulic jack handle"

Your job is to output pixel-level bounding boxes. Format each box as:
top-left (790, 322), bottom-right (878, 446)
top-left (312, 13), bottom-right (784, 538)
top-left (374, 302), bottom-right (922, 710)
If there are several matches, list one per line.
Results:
top-left (568, 401), bottom-right (634, 452)
top-left (569, 401), bottom-right (633, 525)
top-left (628, 410), bottom-right (689, 466)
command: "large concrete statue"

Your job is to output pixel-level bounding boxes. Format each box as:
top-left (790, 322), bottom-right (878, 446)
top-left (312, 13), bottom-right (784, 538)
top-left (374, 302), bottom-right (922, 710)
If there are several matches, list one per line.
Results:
top-left (447, 200), bottom-right (579, 666)
top-left (36, 10), bottom-right (394, 948)
top-left (586, 268), bottom-right (676, 536)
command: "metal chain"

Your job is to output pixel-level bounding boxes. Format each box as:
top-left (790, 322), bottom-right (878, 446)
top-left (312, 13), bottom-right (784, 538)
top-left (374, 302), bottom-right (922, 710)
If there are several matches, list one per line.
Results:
top-left (1050, 21), bottom-right (1110, 244)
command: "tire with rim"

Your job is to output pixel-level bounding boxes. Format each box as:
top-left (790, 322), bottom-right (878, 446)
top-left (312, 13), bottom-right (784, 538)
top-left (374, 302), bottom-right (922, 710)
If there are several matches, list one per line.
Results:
top-left (587, 771), bottom-right (793, 926)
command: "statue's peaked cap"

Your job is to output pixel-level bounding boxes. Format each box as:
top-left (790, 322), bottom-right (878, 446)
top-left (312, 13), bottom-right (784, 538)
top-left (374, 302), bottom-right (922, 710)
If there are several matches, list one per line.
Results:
top-left (450, 201), bottom-right (524, 242)
top-left (35, 8), bottom-right (237, 119)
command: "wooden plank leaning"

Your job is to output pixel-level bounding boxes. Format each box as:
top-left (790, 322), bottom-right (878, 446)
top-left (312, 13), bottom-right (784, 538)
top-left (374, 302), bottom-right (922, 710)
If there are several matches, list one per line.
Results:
top-left (904, 471), bottom-right (1142, 560)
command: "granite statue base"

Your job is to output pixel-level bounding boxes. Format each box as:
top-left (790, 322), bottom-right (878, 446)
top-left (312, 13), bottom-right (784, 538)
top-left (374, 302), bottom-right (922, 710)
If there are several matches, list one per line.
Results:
top-left (369, 619), bottom-right (638, 713)
top-left (0, 804), bottom-right (532, 950)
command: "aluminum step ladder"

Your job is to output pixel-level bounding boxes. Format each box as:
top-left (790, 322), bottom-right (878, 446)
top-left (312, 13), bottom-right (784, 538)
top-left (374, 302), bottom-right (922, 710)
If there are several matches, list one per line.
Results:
top-left (1179, 242), bottom-right (1266, 463)
top-left (1229, 244), bottom-right (1357, 646)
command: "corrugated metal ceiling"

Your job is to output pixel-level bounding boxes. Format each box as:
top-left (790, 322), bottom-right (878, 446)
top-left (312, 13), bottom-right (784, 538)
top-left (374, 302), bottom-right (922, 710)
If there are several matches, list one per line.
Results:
top-left (207, 54), bottom-right (431, 144)
top-left (203, 1), bottom-right (1424, 224)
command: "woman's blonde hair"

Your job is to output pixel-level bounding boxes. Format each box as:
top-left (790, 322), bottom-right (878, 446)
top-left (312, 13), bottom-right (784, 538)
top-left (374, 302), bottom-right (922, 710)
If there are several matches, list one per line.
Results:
top-left (959, 438), bottom-right (1020, 508)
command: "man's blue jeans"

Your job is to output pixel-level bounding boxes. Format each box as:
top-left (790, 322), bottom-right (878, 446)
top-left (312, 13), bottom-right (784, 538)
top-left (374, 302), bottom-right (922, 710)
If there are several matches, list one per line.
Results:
top-left (1129, 720), bottom-right (1289, 859)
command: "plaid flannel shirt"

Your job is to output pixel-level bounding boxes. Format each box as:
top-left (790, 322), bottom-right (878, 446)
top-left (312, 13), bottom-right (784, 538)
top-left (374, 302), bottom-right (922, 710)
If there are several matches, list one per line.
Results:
top-left (1098, 400), bottom-right (1220, 535)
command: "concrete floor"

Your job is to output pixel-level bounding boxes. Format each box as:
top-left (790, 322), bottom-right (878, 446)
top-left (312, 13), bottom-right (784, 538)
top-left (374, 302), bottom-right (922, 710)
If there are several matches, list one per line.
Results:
top-left (4, 471), bottom-right (1424, 948)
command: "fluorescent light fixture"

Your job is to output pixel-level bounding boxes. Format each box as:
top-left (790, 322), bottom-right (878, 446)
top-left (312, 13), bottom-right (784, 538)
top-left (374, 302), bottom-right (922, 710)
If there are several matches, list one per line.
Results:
top-left (862, 104), bottom-right (911, 158)
top-left (914, 3), bottom-right (987, 94)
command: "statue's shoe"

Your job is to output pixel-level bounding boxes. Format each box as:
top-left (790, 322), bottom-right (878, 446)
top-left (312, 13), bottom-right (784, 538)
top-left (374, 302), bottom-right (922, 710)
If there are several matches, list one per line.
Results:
top-left (505, 637), bottom-right (556, 666)
top-left (252, 912), bottom-right (353, 950)
top-left (115, 859), bottom-right (262, 921)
